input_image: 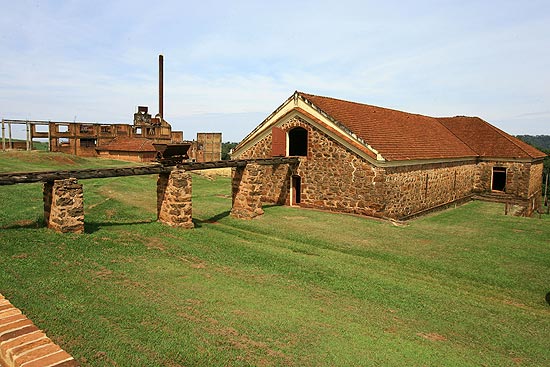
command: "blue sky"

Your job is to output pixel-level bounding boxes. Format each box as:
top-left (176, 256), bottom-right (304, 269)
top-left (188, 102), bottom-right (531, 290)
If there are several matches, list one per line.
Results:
top-left (1, 0), bottom-right (549, 142)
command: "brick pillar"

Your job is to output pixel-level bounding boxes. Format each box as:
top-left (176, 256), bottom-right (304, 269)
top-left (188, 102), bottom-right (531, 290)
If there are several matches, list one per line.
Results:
top-left (157, 169), bottom-right (194, 228)
top-left (43, 178), bottom-right (84, 233)
top-left (231, 163), bottom-right (264, 219)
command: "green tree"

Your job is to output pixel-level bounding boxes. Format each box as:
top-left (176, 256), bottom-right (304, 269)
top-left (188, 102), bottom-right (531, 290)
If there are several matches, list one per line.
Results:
top-left (221, 142), bottom-right (238, 160)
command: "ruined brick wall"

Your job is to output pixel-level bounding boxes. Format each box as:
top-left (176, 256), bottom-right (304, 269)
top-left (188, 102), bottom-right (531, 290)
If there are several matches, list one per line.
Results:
top-left (383, 161), bottom-right (477, 218)
top-left (96, 151), bottom-right (156, 163)
top-left (476, 161), bottom-right (533, 199)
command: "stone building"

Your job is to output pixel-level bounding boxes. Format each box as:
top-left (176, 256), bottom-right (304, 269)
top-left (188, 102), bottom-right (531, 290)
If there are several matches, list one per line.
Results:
top-left (231, 91), bottom-right (546, 219)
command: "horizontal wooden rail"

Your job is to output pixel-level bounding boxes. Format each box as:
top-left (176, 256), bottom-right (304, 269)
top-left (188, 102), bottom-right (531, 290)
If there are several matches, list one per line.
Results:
top-left (0, 157), bottom-right (300, 185)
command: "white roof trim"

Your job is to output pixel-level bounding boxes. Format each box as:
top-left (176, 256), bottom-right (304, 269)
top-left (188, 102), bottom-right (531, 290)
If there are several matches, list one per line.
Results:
top-left (233, 92), bottom-right (383, 161)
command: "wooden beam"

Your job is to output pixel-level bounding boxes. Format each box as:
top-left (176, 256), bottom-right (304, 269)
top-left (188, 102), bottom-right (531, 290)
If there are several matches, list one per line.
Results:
top-left (0, 157), bottom-right (300, 185)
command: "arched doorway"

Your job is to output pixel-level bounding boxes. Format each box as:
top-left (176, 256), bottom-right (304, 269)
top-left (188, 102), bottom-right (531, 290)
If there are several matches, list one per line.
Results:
top-left (288, 127), bottom-right (308, 156)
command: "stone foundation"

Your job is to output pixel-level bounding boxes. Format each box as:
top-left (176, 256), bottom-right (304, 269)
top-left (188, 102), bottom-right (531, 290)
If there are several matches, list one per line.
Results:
top-left (157, 169), bottom-right (194, 228)
top-left (43, 178), bottom-right (84, 233)
top-left (231, 163), bottom-right (264, 219)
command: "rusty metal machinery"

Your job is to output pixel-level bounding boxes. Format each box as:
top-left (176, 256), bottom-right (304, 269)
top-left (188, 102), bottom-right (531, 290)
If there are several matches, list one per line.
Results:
top-left (153, 142), bottom-right (193, 165)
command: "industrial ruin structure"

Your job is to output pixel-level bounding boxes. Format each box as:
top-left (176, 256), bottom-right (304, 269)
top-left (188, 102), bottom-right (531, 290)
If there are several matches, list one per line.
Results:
top-left (232, 91), bottom-right (547, 219)
top-left (1, 55), bottom-right (222, 162)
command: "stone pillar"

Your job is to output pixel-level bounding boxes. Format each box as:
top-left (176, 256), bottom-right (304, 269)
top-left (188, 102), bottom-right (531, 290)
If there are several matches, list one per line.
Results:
top-left (43, 178), bottom-right (84, 233)
top-left (157, 169), bottom-right (194, 228)
top-left (231, 163), bottom-right (264, 219)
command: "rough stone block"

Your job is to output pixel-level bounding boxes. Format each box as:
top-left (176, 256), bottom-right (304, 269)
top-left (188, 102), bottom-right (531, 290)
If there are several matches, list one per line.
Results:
top-left (157, 169), bottom-right (194, 228)
top-left (43, 178), bottom-right (84, 233)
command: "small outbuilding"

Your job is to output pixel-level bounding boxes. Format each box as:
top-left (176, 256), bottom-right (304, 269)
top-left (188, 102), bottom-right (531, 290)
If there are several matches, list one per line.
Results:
top-left (232, 91), bottom-right (546, 219)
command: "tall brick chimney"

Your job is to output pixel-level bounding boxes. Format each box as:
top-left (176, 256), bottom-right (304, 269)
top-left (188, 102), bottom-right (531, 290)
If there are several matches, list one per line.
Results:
top-left (159, 54), bottom-right (164, 119)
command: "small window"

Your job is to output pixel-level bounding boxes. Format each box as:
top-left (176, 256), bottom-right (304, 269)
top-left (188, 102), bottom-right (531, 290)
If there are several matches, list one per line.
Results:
top-left (288, 127), bottom-right (308, 156)
top-left (80, 138), bottom-right (97, 148)
top-left (80, 125), bottom-right (93, 134)
top-left (34, 124), bottom-right (49, 133)
top-left (492, 167), bottom-right (506, 191)
top-left (57, 125), bottom-right (69, 133)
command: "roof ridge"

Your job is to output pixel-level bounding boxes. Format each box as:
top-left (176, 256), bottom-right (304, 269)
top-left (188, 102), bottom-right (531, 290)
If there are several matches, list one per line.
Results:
top-left (478, 117), bottom-right (538, 158)
top-left (297, 91), bottom-right (432, 119)
top-left (435, 117), bottom-right (479, 157)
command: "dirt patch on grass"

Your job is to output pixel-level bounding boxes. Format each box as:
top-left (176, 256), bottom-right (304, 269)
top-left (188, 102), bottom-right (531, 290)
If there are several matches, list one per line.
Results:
top-left (11, 253), bottom-right (29, 259)
top-left (145, 238), bottom-right (166, 251)
top-left (93, 268), bottom-right (114, 279)
top-left (417, 332), bottom-right (447, 341)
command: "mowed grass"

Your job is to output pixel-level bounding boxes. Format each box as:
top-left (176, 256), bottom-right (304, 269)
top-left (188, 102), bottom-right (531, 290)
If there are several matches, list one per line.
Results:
top-left (0, 152), bottom-right (549, 366)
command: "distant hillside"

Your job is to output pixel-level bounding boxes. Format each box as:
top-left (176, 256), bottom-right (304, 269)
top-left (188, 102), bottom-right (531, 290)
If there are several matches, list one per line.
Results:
top-left (516, 135), bottom-right (550, 151)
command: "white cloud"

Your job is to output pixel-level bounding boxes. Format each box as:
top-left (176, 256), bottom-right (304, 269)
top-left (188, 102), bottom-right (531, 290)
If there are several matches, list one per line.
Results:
top-left (1, 0), bottom-right (549, 143)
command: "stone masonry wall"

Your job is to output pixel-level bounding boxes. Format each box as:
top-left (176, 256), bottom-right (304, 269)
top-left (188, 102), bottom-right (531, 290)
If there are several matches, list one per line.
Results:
top-left (43, 178), bottom-right (84, 233)
top-left (383, 161), bottom-right (477, 218)
top-left (476, 161), bottom-right (533, 198)
top-left (235, 115), bottom-right (541, 219)
top-left (157, 169), bottom-right (194, 228)
top-left (528, 161), bottom-right (544, 198)
top-left (234, 131), bottom-right (297, 205)
top-left (238, 117), bottom-right (386, 217)
top-left (527, 161), bottom-right (544, 215)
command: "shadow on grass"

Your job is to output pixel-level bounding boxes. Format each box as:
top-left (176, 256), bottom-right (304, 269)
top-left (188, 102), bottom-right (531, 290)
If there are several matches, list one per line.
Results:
top-left (193, 210), bottom-right (232, 228)
top-left (85, 220), bottom-right (154, 234)
top-left (0, 218), bottom-right (44, 230)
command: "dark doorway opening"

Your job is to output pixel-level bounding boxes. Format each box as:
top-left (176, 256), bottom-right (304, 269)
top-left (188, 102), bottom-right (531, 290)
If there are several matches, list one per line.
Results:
top-left (288, 127), bottom-right (307, 156)
top-left (292, 175), bottom-right (301, 205)
top-left (492, 167), bottom-right (506, 191)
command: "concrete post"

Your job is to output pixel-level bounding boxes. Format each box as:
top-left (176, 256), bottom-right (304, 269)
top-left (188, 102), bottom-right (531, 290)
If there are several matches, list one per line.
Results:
top-left (157, 169), bottom-right (194, 228)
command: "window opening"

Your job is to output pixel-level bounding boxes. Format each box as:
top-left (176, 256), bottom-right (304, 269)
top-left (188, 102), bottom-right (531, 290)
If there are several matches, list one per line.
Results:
top-left (288, 127), bottom-right (307, 156)
top-left (492, 167), bottom-right (506, 191)
top-left (57, 125), bottom-right (69, 133)
top-left (80, 138), bottom-right (97, 148)
top-left (80, 125), bottom-right (93, 134)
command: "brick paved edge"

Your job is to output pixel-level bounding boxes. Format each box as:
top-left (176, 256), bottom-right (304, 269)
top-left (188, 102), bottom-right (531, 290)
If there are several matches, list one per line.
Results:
top-left (0, 293), bottom-right (78, 367)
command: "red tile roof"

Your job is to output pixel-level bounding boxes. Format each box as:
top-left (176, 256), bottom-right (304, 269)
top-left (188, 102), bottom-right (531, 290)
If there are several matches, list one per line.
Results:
top-left (298, 92), bottom-right (546, 161)
top-left (438, 116), bottom-right (547, 159)
top-left (299, 92), bottom-right (476, 161)
top-left (96, 137), bottom-right (156, 152)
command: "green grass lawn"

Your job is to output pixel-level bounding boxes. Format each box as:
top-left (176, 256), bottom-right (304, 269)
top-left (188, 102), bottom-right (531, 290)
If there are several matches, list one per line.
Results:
top-left (0, 152), bottom-right (549, 366)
